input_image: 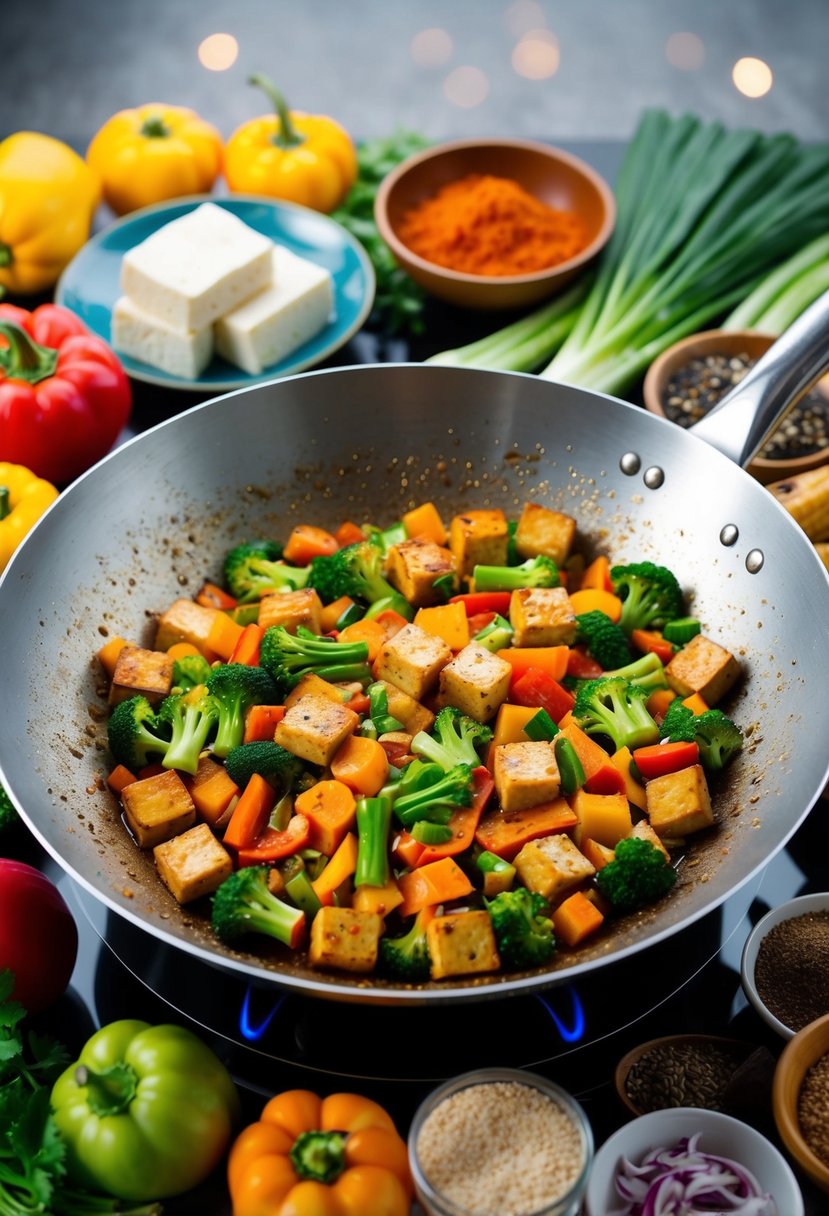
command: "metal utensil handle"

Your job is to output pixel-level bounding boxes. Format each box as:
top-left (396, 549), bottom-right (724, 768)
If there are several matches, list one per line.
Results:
top-left (688, 287), bottom-right (829, 468)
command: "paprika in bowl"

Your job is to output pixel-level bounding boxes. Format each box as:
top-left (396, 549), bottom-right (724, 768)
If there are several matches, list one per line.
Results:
top-left (374, 138), bottom-right (615, 310)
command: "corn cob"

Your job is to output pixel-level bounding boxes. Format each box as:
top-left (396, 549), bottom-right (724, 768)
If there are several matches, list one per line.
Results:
top-left (766, 464), bottom-right (829, 542)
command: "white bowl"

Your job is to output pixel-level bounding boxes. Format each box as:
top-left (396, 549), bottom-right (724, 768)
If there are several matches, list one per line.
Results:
top-left (740, 892), bottom-right (829, 1040)
top-left (584, 1107), bottom-right (803, 1216)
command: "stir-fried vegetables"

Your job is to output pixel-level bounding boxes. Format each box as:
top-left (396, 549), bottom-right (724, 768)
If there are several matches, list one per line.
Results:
top-left (96, 497), bottom-right (746, 984)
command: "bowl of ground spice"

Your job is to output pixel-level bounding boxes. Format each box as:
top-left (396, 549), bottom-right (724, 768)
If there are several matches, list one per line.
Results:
top-left (374, 138), bottom-right (615, 310)
top-left (643, 328), bottom-right (829, 483)
top-left (408, 1067), bottom-right (593, 1216)
top-left (774, 1011), bottom-right (829, 1194)
top-left (615, 1034), bottom-right (773, 1119)
top-left (740, 893), bottom-right (829, 1039)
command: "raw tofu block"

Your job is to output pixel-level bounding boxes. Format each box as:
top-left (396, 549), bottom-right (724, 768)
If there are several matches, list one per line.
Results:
top-left (646, 763), bottom-right (714, 839)
top-left (428, 910), bottom-right (501, 980)
top-left (108, 644), bottom-right (173, 707)
top-left (514, 502), bottom-right (577, 565)
top-left (274, 694), bottom-right (358, 766)
top-left (258, 588), bottom-right (323, 634)
top-left (154, 598), bottom-right (219, 653)
top-left (111, 295), bottom-right (213, 380)
top-left (509, 586), bottom-right (577, 647)
top-left (449, 509), bottom-right (509, 577)
top-left (666, 634), bottom-right (741, 705)
top-left (121, 769), bottom-right (196, 849)
top-left (373, 680), bottom-right (435, 736)
top-left (514, 833), bottom-right (596, 902)
top-left (374, 623), bottom-right (452, 701)
top-left (153, 822), bottom-right (232, 904)
top-left (309, 905), bottom-right (383, 973)
top-left (493, 741), bottom-right (560, 812)
top-left (120, 202), bottom-right (273, 331)
top-left (214, 245), bottom-right (334, 374)
top-left (386, 538), bottom-right (456, 607)
top-left (437, 642), bottom-right (512, 723)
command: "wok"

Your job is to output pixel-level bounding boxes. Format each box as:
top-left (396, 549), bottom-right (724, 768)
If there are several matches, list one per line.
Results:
top-left (2, 295), bottom-right (829, 1007)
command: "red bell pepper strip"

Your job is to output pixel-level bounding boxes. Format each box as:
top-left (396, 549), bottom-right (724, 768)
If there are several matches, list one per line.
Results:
top-left (566, 646), bottom-right (604, 680)
top-left (235, 812), bottom-right (312, 866)
top-left (242, 704), bottom-right (286, 743)
top-left (510, 667), bottom-right (575, 724)
top-left (467, 611), bottom-right (496, 636)
top-left (449, 591), bottom-right (512, 617)
top-left (0, 303), bottom-right (131, 485)
top-left (417, 765), bottom-right (495, 864)
top-left (229, 622), bottom-right (263, 666)
top-left (633, 740), bottom-right (699, 779)
top-left (631, 629), bottom-right (675, 665)
top-left (197, 582), bottom-right (238, 611)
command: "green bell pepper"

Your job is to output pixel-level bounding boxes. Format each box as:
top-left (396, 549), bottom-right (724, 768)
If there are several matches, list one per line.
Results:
top-left (51, 1019), bottom-right (240, 1202)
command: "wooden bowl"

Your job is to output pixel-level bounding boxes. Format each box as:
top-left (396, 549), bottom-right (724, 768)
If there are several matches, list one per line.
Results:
top-left (373, 137), bottom-right (615, 311)
top-left (773, 1012), bottom-right (829, 1194)
top-left (642, 329), bottom-right (829, 485)
top-left (615, 1033), bottom-right (758, 1117)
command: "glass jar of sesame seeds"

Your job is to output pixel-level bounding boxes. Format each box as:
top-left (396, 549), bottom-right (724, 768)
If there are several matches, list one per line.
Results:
top-left (408, 1067), bottom-right (594, 1216)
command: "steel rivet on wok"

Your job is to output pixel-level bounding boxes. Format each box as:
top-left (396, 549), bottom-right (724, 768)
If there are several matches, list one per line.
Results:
top-left (746, 549), bottom-right (765, 574)
top-left (643, 465), bottom-right (665, 489)
top-left (720, 525), bottom-right (739, 546)
top-left (620, 452), bottom-right (641, 475)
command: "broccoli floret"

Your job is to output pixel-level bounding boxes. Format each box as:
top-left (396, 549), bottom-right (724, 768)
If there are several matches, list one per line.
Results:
top-left (596, 837), bottom-right (677, 913)
top-left (157, 685), bottom-right (219, 776)
top-left (363, 520), bottom-right (407, 555)
top-left (575, 610), bottom-right (631, 670)
top-left (661, 702), bottom-right (743, 771)
top-left (603, 651), bottom-right (670, 694)
top-left (259, 624), bottom-right (371, 690)
top-left (0, 782), bottom-right (19, 833)
top-left (378, 908), bottom-right (434, 983)
top-left (171, 653), bottom-right (214, 692)
top-left (224, 740), bottom-right (309, 797)
top-left (486, 887), bottom-right (556, 970)
top-left (307, 541), bottom-right (412, 617)
top-left (659, 698), bottom-right (697, 743)
top-left (107, 694), bottom-right (172, 771)
top-left (610, 561), bottom-right (683, 635)
top-left (224, 540), bottom-right (309, 602)
top-left (472, 555), bottom-right (560, 593)
top-left (211, 866), bottom-right (305, 949)
top-left (206, 663), bottom-right (280, 758)
top-left (573, 677), bottom-right (660, 752)
top-left (391, 763), bottom-right (474, 829)
top-left (410, 706), bottom-right (493, 772)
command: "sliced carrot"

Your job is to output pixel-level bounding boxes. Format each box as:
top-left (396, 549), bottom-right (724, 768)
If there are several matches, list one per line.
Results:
top-left (229, 623), bottom-right (263, 667)
top-left (295, 779), bottom-right (357, 854)
top-left (373, 609), bottom-right (409, 642)
top-left (222, 773), bottom-right (275, 851)
top-left (557, 718), bottom-right (625, 795)
top-left (206, 611), bottom-right (245, 661)
top-left (631, 628), bottom-right (675, 664)
top-left (319, 596), bottom-right (357, 633)
top-left (568, 588), bottom-right (623, 622)
top-left (646, 687), bottom-right (676, 721)
top-left (283, 524), bottom-right (339, 566)
top-left (186, 757), bottom-right (241, 826)
top-left (397, 857), bottom-right (473, 918)
top-left (633, 739), bottom-right (699, 779)
top-left (552, 890), bottom-right (604, 947)
top-left (474, 798), bottom-right (578, 862)
top-left (97, 636), bottom-right (127, 680)
top-left (579, 555), bottom-right (613, 593)
top-left (337, 618), bottom-right (386, 662)
top-left (335, 520), bottom-right (365, 548)
top-left (682, 692), bottom-right (710, 716)
top-left (496, 646), bottom-right (569, 682)
top-left (236, 813), bottom-right (311, 866)
top-left (107, 763), bottom-right (136, 795)
top-left (352, 877), bottom-right (404, 918)
top-left (166, 641), bottom-right (202, 662)
top-left (329, 736), bottom-right (389, 797)
top-left (402, 501), bottom-right (447, 545)
top-left (243, 704), bottom-right (286, 743)
top-left (196, 581), bottom-right (238, 611)
top-left (312, 832), bottom-right (359, 906)
top-left (392, 830), bottom-right (425, 869)
top-left (414, 602), bottom-right (469, 650)
top-left (417, 766), bottom-right (494, 864)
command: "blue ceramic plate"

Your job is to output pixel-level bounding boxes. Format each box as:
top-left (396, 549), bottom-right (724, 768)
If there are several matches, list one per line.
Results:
top-left (56, 194), bottom-right (375, 392)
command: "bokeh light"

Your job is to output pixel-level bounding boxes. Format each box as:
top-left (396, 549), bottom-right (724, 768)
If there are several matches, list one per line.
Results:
top-left (444, 65), bottom-right (490, 108)
top-left (198, 33), bottom-right (239, 71)
top-left (505, 0), bottom-right (547, 38)
top-left (666, 32), bottom-right (705, 71)
top-left (732, 56), bottom-right (773, 98)
top-left (512, 29), bottom-right (559, 79)
top-left (411, 27), bottom-right (453, 68)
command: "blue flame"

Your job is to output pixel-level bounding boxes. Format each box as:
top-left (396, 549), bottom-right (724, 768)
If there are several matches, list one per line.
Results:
top-left (535, 985), bottom-right (585, 1043)
top-left (239, 986), bottom-right (285, 1041)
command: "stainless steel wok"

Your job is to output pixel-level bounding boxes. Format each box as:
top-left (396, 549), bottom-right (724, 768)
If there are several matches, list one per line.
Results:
top-left (2, 296), bottom-right (828, 1006)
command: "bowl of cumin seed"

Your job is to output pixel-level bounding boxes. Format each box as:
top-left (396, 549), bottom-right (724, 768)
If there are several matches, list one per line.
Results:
top-left (741, 893), bottom-right (829, 1039)
top-left (615, 1034), bottom-right (769, 1119)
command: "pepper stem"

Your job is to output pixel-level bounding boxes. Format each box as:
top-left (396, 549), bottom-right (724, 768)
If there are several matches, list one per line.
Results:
top-left (0, 321), bottom-right (59, 385)
top-left (140, 115), bottom-right (171, 139)
top-left (248, 72), bottom-right (304, 149)
top-left (0, 488), bottom-right (9, 521)
top-left (0, 243), bottom-right (12, 268)
top-left (75, 1062), bottom-right (138, 1117)
top-left (289, 1130), bottom-right (347, 1184)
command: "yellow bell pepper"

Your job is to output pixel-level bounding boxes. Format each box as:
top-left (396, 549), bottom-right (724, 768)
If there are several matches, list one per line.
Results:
top-left (224, 75), bottom-right (357, 213)
top-left (0, 132), bottom-right (100, 296)
top-left (86, 104), bottom-right (223, 215)
top-left (0, 463), bottom-right (59, 572)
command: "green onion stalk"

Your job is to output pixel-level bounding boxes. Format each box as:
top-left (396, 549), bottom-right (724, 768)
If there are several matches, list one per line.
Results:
top-left (722, 232), bottom-right (829, 336)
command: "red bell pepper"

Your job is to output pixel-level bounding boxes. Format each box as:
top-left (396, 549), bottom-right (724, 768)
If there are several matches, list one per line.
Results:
top-left (417, 765), bottom-right (495, 864)
top-left (235, 812), bottom-right (312, 866)
top-left (510, 667), bottom-right (575, 724)
top-left (566, 646), bottom-right (604, 680)
top-left (633, 740), bottom-right (699, 779)
top-left (631, 628), bottom-right (675, 665)
top-left (0, 303), bottom-right (131, 485)
top-left (450, 591), bottom-right (512, 617)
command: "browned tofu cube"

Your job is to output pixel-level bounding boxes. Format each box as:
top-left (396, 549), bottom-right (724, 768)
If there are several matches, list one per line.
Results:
top-left (121, 769), bottom-right (196, 849)
top-left (386, 538), bottom-right (456, 607)
top-left (308, 906), bottom-right (383, 973)
top-left (153, 822), bottom-right (232, 904)
top-left (375, 680), bottom-right (435, 736)
top-left (108, 645), bottom-right (173, 707)
top-left (154, 598), bottom-right (219, 653)
top-left (374, 623), bottom-right (452, 701)
top-left (437, 643), bottom-right (512, 723)
top-left (427, 910), bottom-right (501, 980)
top-left (631, 818), bottom-right (672, 861)
top-left (514, 833), bottom-right (595, 902)
top-left (494, 741), bottom-right (560, 811)
top-left (514, 502), bottom-right (577, 565)
top-left (509, 587), bottom-right (577, 647)
top-left (275, 694), bottom-right (358, 766)
top-left (449, 509), bottom-right (509, 577)
top-left (666, 634), bottom-right (740, 705)
top-left (258, 588), bottom-right (323, 634)
top-left (646, 764), bottom-right (714, 839)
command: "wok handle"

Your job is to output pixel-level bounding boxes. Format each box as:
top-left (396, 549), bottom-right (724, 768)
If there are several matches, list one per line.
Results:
top-left (688, 287), bottom-right (829, 467)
